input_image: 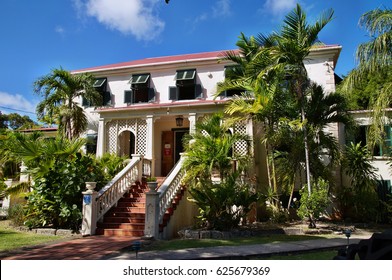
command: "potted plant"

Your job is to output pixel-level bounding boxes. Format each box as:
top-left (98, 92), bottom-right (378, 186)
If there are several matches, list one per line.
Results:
top-left (146, 177), bottom-right (158, 192)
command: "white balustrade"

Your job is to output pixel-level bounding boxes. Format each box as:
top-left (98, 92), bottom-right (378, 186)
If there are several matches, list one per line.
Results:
top-left (95, 155), bottom-right (144, 222)
top-left (158, 154), bottom-right (186, 224)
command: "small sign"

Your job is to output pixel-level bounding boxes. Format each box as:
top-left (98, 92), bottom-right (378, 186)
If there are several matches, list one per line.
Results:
top-left (83, 195), bottom-right (91, 205)
top-left (164, 143), bottom-right (171, 156)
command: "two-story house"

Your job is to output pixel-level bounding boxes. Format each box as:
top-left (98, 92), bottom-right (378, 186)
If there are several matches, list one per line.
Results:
top-left (72, 46), bottom-right (342, 180)
top-left (74, 46), bottom-right (346, 237)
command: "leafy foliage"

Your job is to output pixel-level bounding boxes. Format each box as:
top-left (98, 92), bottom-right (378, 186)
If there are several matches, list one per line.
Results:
top-left (24, 152), bottom-right (105, 230)
top-left (34, 68), bottom-right (101, 140)
top-left (188, 173), bottom-right (259, 230)
top-left (297, 178), bottom-right (330, 227)
top-left (96, 153), bottom-right (127, 182)
top-left (337, 142), bottom-right (380, 222)
top-left (183, 113), bottom-right (257, 230)
top-left (0, 113), bottom-right (37, 130)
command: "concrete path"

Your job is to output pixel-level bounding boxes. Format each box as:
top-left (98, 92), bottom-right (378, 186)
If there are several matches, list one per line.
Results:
top-left (104, 237), bottom-right (367, 260)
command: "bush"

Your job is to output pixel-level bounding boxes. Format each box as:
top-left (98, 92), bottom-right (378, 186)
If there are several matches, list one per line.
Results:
top-left (7, 203), bottom-right (25, 226)
top-left (24, 153), bottom-right (106, 230)
top-left (188, 173), bottom-right (259, 230)
top-left (297, 178), bottom-right (330, 226)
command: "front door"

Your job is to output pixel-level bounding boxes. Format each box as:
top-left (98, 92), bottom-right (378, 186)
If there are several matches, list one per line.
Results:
top-left (161, 129), bottom-right (189, 176)
top-left (161, 131), bottom-right (174, 176)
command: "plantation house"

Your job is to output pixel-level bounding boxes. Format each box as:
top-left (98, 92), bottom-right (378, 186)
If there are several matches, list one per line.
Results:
top-left (71, 47), bottom-right (390, 238)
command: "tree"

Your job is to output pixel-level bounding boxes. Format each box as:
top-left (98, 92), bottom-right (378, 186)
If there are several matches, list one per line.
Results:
top-left (341, 7), bottom-right (392, 149)
top-left (218, 5), bottom-right (335, 225)
top-left (182, 113), bottom-right (257, 229)
top-left (264, 4), bottom-right (334, 196)
top-left (34, 68), bottom-right (101, 140)
top-left (183, 113), bottom-right (250, 183)
top-left (0, 112), bottom-right (36, 130)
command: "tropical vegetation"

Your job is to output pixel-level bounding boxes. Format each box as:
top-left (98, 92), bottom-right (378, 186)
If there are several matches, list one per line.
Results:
top-left (216, 4), bottom-right (354, 227)
top-left (341, 7), bottom-right (392, 149)
top-left (34, 68), bottom-right (101, 140)
top-left (183, 113), bottom-right (258, 230)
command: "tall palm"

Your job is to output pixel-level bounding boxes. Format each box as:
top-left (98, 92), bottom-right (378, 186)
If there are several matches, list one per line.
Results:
top-left (218, 32), bottom-right (284, 195)
top-left (263, 4), bottom-right (334, 194)
top-left (342, 7), bottom-right (392, 149)
top-left (34, 68), bottom-right (101, 140)
top-left (274, 84), bottom-right (353, 209)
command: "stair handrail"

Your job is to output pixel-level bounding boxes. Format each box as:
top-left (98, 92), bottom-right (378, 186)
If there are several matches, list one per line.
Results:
top-left (158, 154), bottom-right (186, 224)
top-left (96, 154), bottom-right (144, 222)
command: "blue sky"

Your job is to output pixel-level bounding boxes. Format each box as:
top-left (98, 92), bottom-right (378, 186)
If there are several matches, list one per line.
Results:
top-left (0, 0), bottom-right (389, 121)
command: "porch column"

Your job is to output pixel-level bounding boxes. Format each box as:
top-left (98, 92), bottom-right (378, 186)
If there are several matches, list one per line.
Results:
top-left (145, 115), bottom-right (156, 177)
top-left (146, 115), bottom-right (154, 159)
top-left (246, 118), bottom-right (254, 156)
top-left (96, 118), bottom-right (106, 157)
top-left (188, 113), bottom-right (197, 135)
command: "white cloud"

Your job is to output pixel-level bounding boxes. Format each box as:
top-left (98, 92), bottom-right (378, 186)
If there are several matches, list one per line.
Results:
top-left (55, 26), bottom-right (66, 35)
top-left (73, 0), bottom-right (164, 41)
top-left (263, 0), bottom-right (297, 16)
top-left (0, 91), bottom-right (38, 116)
top-left (189, 0), bottom-right (231, 31)
top-left (213, 0), bottom-right (232, 18)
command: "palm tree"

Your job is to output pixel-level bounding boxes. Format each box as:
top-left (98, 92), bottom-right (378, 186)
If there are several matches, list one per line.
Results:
top-left (182, 113), bottom-right (250, 184)
top-left (218, 32), bottom-right (283, 197)
top-left (342, 7), bottom-right (392, 150)
top-left (34, 68), bottom-right (101, 140)
top-left (274, 84), bottom-right (353, 220)
top-left (264, 4), bottom-right (334, 195)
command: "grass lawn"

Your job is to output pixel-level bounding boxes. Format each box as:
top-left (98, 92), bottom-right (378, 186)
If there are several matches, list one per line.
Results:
top-left (143, 234), bottom-right (339, 252)
top-left (0, 220), bottom-right (68, 253)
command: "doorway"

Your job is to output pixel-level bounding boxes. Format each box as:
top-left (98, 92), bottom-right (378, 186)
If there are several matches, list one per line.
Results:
top-left (118, 130), bottom-right (136, 158)
top-left (161, 129), bottom-right (188, 176)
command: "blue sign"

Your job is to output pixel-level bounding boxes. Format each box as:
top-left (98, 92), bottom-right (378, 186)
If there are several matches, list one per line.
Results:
top-left (83, 195), bottom-right (91, 205)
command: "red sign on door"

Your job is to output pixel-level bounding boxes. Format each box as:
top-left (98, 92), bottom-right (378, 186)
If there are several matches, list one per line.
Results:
top-left (164, 144), bottom-right (171, 156)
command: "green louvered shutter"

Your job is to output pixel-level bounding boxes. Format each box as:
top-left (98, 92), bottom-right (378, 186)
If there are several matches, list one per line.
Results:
top-left (124, 90), bottom-right (133, 104)
top-left (103, 91), bottom-right (111, 106)
top-left (195, 84), bottom-right (203, 99)
top-left (169, 86), bottom-right (178, 100)
top-left (148, 88), bottom-right (155, 102)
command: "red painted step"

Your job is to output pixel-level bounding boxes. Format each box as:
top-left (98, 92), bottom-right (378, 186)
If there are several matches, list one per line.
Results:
top-left (95, 182), bottom-right (147, 237)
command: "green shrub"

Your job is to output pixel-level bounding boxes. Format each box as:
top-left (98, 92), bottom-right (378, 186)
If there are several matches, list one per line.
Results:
top-left (188, 172), bottom-right (259, 230)
top-left (297, 178), bottom-right (330, 226)
top-left (24, 152), bottom-right (106, 230)
top-left (7, 203), bottom-right (25, 226)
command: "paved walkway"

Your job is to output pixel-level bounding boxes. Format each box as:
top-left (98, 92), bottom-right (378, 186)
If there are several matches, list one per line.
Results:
top-left (1, 231), bottom-right (374, 260)
top-left (1, 235), bottom-right (140, 260)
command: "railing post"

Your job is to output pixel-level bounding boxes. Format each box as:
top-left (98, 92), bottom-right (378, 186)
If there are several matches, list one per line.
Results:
top-left (81, 182), bottom-right (98, 236)
top-left (131, 154), bottom-right (143, 181)
top-left (144, 184), bottom-right (160, 239)
top-left (2, 179), bottom-right (13, 210)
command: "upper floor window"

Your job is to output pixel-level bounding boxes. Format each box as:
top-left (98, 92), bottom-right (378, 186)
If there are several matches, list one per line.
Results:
top-left (82, 78), bottom-right (111, 107)
top-left (169, 69), bottom-right (202, 101)
top-left (125, 73), bottom-right (155, 104)
top-left (219, 66), bottom-right (243, 98)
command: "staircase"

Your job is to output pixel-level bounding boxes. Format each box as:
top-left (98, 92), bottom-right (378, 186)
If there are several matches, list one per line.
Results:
top-left (96, 181), bottom-right (147, 237)
top-left (95, 178), bottom-right (186, 237)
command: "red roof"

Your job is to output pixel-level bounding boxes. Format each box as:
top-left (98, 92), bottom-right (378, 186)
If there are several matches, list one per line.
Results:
top-left (71, 50), bottom-right (235, 74)
top-left (71, 45), bottom-right (341, 74)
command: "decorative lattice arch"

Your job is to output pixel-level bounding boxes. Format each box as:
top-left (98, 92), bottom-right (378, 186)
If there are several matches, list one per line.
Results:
top-left (106, 118), bottom-right (148, 155)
